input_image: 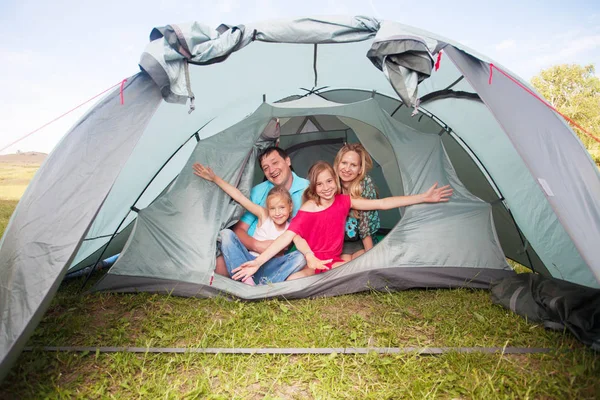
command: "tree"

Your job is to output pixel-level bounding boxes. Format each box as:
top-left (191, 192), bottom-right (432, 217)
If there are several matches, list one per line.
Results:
top-left (531, 64), bottom-right (600, 164)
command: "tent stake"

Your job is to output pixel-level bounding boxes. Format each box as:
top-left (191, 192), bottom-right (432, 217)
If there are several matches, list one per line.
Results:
top-left (23, 346), bottom-right (554, 355)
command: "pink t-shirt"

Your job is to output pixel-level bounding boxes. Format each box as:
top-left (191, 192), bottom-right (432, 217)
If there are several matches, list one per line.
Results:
top-left (288, 194), bottom-right (351, 273)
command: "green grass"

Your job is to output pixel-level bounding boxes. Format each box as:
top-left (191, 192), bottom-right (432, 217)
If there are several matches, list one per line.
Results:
top-left (1, 181), bottom-right (599, 399)
top-left (6, 349), bottom-right (599, 399)
top-left (0, 163), bottom-right (39, 200)
top-left (0, 199), bottom-right (18, 237)
top-left (21, 284), bottom-right (580, 350)
top-left (1, 276), bottom-right (598, 399)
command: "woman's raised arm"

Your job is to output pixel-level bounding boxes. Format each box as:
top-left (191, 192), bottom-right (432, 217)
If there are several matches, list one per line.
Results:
top-left (351, 183), bottom-right (453, 211)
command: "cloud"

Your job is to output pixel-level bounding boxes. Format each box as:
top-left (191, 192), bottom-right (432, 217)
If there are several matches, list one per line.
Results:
top-left (482, 27), bottom-right (600, 79)
top-left (321, 0), bottom-right (352, 16)
top-left (495, 39), bottom-right (516, 51)
top-left (534, 35), bottom-right (600, 66)
top-left (0, 49), bottom-right (36, 64)
top-left (369, 0), bottom-right (383, 19)
top-left (216, 0), bottom-right (240, 14)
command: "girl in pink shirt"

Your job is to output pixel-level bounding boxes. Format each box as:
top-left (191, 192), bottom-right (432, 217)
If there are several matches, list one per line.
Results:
top-left (231, 161), bottom-right (453, 282)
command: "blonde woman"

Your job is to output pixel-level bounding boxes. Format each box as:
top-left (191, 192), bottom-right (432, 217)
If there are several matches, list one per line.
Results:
top-left (333, 143), bottom-right (380, 260)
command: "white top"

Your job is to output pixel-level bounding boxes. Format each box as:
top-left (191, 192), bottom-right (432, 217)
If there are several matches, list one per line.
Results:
top-left (249, 217), bottom-right (289, 257)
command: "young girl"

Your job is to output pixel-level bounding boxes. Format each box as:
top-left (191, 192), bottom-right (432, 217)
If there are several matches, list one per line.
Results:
top-left (333, 143), bottom-right (380, 261)
top-left (193, 162), bottom-right (316, 285)
top-left (230, 161), bottom-right (453, 282)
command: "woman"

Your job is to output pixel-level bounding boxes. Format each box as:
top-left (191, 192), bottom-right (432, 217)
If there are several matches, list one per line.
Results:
top-left (333, 143), bottom-right (380, 260)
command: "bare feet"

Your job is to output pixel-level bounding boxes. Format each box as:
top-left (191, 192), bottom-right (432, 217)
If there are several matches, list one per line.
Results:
top-left (215, 255), bottom-right (228, 276)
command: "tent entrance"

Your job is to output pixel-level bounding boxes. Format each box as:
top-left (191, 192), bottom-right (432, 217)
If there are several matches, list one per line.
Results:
top-left (255, 114), bottom-right (402, 232)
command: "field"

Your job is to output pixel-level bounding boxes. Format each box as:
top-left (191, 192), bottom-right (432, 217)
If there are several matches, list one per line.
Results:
top-left (0, 158), bottom-right (599, 399)
top-left (0, 160), bottom-right (42, 201)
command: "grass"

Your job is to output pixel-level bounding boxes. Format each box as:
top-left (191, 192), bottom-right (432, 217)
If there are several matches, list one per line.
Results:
top-left (1, 280), bottom-right (599, 399)
top-left (0, 162), bottom-right (39, 200)
top-left (0, 199), bottom-right (18, 237)
top-left (1, 167), bottom-right (599, 398)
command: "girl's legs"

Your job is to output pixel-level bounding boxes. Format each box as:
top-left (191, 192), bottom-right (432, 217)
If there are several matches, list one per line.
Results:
top-left (286, 260), bottom-right (348, 281)
top-left (351, 250), bottom-right (365, 260)
top-left (253, 251), bottom-right (306, 284)
top-left (341, 240), bottom-right (365, 262)
top-left (219, 229), bottom-right (256, 285)
top-left (286, 267), bottom-right (316, 280)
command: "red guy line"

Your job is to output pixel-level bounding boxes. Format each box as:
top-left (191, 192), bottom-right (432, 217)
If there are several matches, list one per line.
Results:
top-left (120, 79), bottom-right (128, 105)
top-left (435, 51), bottom-right (443, 71)
top-left (488, 64), bottom-right (600, 144)
top-left (1, 80), bottom-right (126, 153)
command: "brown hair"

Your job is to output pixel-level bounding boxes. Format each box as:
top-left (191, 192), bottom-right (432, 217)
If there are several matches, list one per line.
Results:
top-left (266, 186), bottom-right (293, 209)
top-left (302, 161), bottom-right (340, 205)
top-left (333, 143), bottom-right (373, 199)
top-left (258, 147), bottom-right (290, 165)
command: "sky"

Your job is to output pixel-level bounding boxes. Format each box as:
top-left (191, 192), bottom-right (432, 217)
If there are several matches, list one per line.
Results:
top-left (0, 0), bottom-right (598, 155)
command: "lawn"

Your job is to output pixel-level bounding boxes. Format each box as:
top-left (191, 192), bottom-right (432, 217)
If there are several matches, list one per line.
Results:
top-left (0, 162), bottom-right (40, 200)
top-left (0, 167), bottom-right (599, 398)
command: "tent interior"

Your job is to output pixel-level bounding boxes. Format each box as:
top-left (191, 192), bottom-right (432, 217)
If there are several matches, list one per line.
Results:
top-left (90, 90), bottom-right (520, 298)
top-left (78, 89), bottom-right (542, 283)
top-left (61, 37), bottom-right (598, 294)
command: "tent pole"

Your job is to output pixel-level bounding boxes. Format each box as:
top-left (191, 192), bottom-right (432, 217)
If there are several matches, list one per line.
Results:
top-left (507, 208), bottom-right (536, 272)
top-left (444, 129), bottom-right (503, 200)
top-left (79, 119), bottom-right (215, 290)
top-left (445, 130), bottom-right (536, 271)
top-left (313, 44), bottom-right (318, 88)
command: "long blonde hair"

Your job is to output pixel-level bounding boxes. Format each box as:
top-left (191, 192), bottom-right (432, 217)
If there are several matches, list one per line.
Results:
top-left (302, 161), bottom-right (340, 205)
top-left (333, 143), bottom-right (373, 198)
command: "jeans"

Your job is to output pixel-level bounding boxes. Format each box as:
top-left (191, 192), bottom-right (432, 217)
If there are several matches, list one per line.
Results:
top-left (220, 229), bottom-right (306, 284)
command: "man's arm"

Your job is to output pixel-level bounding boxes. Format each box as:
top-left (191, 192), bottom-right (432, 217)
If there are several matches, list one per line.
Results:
top-left (231, 221), bottom-right (273, 254)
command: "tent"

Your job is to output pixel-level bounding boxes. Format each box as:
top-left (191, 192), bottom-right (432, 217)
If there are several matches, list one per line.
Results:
top-left (1, 16), bottom-right (599, 380)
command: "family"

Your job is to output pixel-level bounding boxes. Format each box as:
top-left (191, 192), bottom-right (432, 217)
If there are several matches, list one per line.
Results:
top-left (192, 143), bottom-right (453, 285)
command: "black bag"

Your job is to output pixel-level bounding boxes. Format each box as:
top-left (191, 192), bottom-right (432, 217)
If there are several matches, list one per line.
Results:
top-left (490, 274), bottom-right (600, 350)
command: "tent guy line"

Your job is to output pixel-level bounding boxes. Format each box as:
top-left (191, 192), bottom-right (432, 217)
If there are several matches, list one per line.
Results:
top-left (23, 346), bottom-right (553, 355)
top-left (0, 79), bottom-right (127, 153)
top-left (488, 63), bottom-right (600, 144)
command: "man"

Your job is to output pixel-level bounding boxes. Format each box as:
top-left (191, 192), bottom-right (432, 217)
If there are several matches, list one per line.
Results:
top-left (214, 146), bottom-right (309, 276)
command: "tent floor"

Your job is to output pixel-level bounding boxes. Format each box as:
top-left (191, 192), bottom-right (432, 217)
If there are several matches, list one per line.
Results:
top-left (93, 267), bottom-right (517, 300)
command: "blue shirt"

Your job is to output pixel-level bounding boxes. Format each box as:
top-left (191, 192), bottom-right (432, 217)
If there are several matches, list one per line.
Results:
top-left (239, 172), bottom-right (309, 236)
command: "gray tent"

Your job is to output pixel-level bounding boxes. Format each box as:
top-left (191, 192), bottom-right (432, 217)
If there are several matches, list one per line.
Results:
top-left (1, 16), bottom-right (599, 380)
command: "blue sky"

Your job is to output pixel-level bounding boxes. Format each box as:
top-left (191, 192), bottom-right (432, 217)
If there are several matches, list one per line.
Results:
top-left (1, 0), bottom-right (598, 154)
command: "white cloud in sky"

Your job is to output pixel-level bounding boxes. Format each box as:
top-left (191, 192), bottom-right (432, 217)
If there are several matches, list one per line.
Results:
top-left (480, 23), bottom-right (600, 79)
top-left (534, 34), bottom-right (600, 66)
top-left (216, 0), bottom-right (239, 14)
top-left (0, 49), bottom-right (36, 65)
top-left (495, 39), bottom-right (516, 51)
top-left (368, 0), bottom-right (383, 19)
